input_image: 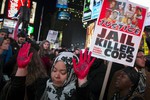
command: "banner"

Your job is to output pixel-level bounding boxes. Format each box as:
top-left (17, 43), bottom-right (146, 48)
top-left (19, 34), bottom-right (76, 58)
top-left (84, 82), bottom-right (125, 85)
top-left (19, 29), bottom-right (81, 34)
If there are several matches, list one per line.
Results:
top-left (46, 30), bottom-right (58, 43)
top-left (89, 0), bottom-right (148, 66)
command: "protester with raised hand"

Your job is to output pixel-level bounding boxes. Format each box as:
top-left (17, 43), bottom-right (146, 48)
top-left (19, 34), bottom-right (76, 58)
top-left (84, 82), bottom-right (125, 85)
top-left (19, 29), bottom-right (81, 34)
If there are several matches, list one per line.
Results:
top-left (72, 49), bottom-right (96, 86)
top-left (0, 42), bottom-right (48, 100)
top-left (1, 45), bottom-right (96, 100)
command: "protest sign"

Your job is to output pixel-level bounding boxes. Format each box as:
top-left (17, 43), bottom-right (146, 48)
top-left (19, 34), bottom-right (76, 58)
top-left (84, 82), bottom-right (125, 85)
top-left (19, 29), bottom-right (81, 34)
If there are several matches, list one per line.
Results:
top-left (46, 30), bottom-right (58, 43)
top-left (89, 0), bottom-right (148, 66)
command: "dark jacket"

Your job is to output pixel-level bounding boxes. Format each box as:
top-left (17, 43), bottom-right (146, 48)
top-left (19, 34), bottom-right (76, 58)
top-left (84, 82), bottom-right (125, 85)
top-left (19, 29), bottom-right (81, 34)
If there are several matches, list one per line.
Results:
top-left (0, 76), bottom-right (94, 100)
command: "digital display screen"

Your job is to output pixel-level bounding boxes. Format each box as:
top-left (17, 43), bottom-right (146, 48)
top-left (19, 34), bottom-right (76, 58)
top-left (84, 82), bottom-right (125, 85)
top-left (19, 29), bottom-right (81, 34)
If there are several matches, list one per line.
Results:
top-left (56, 0), bottom-right (68, 8)
top-left (57, 11), bottom-right (70, 21)
top-left (82, 0), bottom-right (103, 22)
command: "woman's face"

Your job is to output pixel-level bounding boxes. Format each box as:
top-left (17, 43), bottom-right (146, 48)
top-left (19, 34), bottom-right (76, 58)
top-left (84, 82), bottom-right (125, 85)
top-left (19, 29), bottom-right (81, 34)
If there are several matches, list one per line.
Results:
top-left (51, 61), bottom-right (67, 87)
top-left (43, 42), bottom-right (50, 50)
top-left (0, 39), bottom-right (9, 50)
top-left (135, 51), bottom-right (146, 68)
top-left (115, 71), bottom-right (133, 90)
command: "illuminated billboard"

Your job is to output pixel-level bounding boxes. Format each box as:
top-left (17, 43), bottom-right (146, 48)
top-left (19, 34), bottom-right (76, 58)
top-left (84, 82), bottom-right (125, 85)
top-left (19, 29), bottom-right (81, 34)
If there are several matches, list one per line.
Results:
top-left (3, 18), bottom-right (22, 29)
top-left (57, 11), bottom-right (70, 21)
top-left (30, 1), bottom-right (36, 24)
top-left (56, 0), bottom-right (68, 8)
top-left (7, 0), bottom-right (30, 18)
top-left (0, 0), bottom-right (6, 14)
top-left (82, 0), bottom-right (103, 22)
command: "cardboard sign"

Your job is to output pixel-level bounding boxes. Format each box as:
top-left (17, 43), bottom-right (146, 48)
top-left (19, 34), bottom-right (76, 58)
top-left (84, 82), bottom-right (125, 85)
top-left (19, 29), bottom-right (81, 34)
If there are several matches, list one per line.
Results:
top-left (89, 0), bottom-right (148, 66)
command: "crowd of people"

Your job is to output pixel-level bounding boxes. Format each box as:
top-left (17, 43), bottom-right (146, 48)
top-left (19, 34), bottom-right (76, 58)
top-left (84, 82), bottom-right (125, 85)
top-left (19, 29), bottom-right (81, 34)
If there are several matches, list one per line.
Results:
top-left (0, 26), bottom-right (150, 100)
top-left (1, 0), bottom-right (150, 99)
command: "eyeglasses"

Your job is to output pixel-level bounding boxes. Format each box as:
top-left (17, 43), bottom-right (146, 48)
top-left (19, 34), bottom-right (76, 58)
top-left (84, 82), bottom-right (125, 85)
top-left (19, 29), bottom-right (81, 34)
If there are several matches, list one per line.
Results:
top-left (136, 56), bottom-right (146, 60)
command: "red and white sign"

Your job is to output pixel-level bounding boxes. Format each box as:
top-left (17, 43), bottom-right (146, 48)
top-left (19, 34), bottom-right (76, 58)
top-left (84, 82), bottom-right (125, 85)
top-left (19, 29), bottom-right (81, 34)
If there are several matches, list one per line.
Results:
top-left (89, 0), bottom-right (148, 66)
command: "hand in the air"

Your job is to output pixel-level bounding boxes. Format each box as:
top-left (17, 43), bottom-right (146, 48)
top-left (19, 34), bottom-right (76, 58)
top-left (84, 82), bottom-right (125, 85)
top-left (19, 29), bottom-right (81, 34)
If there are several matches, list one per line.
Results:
top-left (17, 42), bottom-right (33, 68)
top-left (72, 49), bottom-right (95, 79)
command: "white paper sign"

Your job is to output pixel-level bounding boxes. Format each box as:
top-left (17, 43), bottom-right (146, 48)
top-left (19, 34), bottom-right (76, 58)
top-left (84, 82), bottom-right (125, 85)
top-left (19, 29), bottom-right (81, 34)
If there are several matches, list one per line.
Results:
top-left (46, 30), bottom-right (58, 43)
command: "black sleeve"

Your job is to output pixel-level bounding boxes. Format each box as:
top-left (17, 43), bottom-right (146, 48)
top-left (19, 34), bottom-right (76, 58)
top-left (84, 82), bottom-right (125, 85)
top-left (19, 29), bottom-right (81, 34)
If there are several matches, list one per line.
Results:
top-left (34, 78), bottom-right (48, 100)
top-left (6, 76), bottom-right (26, 100)
top-left (70, 82), bottom-right (95, 100)
top-left (3, 54), bottom-right (17, 77)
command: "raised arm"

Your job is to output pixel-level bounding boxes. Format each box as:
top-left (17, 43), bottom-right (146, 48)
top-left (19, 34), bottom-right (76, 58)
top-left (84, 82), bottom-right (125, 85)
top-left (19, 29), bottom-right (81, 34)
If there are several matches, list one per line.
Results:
top-left (16, 42), bottom-right (33, 76)
top-left (72, 49), bottom-right (95, 86)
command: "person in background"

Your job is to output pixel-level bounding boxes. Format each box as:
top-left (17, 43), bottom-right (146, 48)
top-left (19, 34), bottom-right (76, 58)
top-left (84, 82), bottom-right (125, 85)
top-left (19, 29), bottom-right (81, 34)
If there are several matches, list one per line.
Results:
top-left (133, 50), bottom-right (150, 100)
top-left (54, 49), bottom-right (59, 57)
top-left (1, 43), bottom-right (96, 100)
top-left (0, 28), bottom-right (8, 38)
top-left (38, 40), bottom-right (51, 57)
top-left (108, 49), bottom-right (150, 100)
top-left (11, 32), bottom-right (26, 55)
top-left (73, 48), bottom-right (80, 57)
top-left (38, 40), bottom-right (51, 75)
top-left (0, 43), bottom-right (48, 100)
top-left (0, 37), bottom-right (9, 92)
top-left (0, 28), bottom-right (13, 64)
top-left (111, 67), bottom-right (141, 100)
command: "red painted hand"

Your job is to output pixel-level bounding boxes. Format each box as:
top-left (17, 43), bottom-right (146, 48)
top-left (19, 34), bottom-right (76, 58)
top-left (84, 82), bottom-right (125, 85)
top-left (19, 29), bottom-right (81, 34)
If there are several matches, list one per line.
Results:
top-left (73, 49), bottom-right (95, 79)
top-left (17, 42), bottom-right (33, 68)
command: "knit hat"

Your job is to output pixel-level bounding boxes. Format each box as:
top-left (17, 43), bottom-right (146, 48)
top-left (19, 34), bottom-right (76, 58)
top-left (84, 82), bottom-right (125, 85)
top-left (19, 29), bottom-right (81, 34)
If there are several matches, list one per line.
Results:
top-left (122, 67), bottom-right (140, 88)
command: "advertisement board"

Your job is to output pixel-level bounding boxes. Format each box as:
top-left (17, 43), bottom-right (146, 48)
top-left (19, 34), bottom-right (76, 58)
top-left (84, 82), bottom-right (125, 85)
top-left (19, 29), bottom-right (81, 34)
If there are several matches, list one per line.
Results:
top-left (82, 0), bottom-right (102, 22)
top-left (56, 0), bottom-right (68, 8)
top-left (7, 0), bottom-right (30, 18)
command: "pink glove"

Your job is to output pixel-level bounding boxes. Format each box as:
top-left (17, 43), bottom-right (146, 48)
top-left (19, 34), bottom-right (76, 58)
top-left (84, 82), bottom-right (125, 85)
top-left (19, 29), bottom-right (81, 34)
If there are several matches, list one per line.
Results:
top-left (73, 49), bottom-right (96, 79)
top-left (17, 42), bottom-right (33, 68)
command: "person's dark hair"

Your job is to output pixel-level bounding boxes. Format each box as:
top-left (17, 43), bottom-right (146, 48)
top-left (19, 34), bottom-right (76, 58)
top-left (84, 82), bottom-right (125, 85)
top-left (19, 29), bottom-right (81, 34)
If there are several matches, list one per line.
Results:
top-left (122, 67), bottom-right (140, 89)
top-left (138, 49), bottom-right (144, 53)
top-left (59, 48), bottom-right (67, 53)
top-left (17, 31), bottom-right (26, 38)
top-left (122, 67), bottom-right (140, 99)
top-left (0, 28), bottom-right (10, 34)
top-left (0, 37), bottom-right (9, 46)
